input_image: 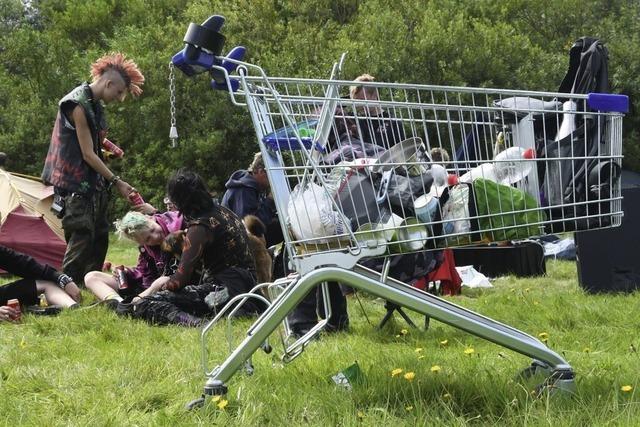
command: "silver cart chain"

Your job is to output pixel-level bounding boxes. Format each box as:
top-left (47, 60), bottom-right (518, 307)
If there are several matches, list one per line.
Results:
top-left (169, 62), bottom-right (178, 147)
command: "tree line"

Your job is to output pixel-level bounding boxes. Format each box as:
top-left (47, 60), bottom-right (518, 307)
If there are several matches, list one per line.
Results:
top-left (1, 0), bottom-right (637, 215)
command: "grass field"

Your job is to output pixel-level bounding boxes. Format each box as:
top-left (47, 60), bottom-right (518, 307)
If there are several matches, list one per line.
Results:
top-left (1, 237), bottom-right (639, 426)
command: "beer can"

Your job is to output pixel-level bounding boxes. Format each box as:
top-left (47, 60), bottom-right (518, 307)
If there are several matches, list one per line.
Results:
top-left (102, 138), bottom-right (124, 158)
top-left (128, 191), bottom-right (145, 206)
top-left (6, 298), bottom-right (21, 321)
top-left (115, 266), bottom-right (128, 290)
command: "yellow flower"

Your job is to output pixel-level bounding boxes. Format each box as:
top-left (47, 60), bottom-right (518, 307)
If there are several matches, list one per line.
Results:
top-left (357, 410), bottom-right (365, 419)
top-left (417, 355), bottom-right (425, 360)
top-left (405, 405), bottom-right (414, 411)
top-left (217, 399), bottom-right (229, 410)
top-left (525, 288), bottom-right (530, 292)
top-left (400, 329), bottom-right (409, 335)
top-left (533, 301), bottom-right (539, 306)
top-left (464, 347), bottom-right (475, 355)
top-left (538, 332), bottom-right (549, 342)
top-left (442, 393), bottom-right (451, 399)
top-left (212, 395), bottom-right (221, 402)
top-left (404, 372), bottom-right (416, 381)
top-left (583, 347), bottom-right (591, 353)
top-left (415, 347), bottom-right (423, 353)
top-left (621, 385), bottom-right (633, 392)
top-left (439, 339), bottom-right (448, 347)
top-left (391, 368), bottom-right (403, 377)
top-left (430, 365), bottom-right (441, 373)
top-left (19, 338), bottom-right (26, 349)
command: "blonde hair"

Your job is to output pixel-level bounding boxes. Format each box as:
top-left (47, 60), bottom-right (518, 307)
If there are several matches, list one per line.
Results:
top-left (114, 211), bottom-right (153, 241)
top-left (349, 73), bottom-right (376, 99)
top-left (248, 152), bottom-right (265, 173)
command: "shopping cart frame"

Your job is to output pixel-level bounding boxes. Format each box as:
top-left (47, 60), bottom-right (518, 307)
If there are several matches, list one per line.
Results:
top-left (177, 41), bottom-right (627, 407)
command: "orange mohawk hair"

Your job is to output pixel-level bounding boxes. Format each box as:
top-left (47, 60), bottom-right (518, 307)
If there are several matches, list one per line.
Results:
top-left (91, 53), bottom-right (145, 97)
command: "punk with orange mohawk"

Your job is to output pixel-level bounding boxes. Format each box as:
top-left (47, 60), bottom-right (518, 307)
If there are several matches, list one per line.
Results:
top-left (90, 52), bottom-right (145, 97)
top-left (42, 52), bottom-right (151, 285)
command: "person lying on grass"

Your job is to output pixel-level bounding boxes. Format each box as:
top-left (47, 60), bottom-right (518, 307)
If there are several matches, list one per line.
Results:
top-left (122, 169), bottom-right (265, 327)
top-left (0, 245), bottom-right (81, 322)
top-left (84, 211), bottom-right (183, 309)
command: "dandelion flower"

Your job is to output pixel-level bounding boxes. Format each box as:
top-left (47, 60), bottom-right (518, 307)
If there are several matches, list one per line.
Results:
top-left (464, 347), bottom-right (475, 355)
top-left (357, 410), bottom-right (365, 419)
top-left (404, 372), bottom-right (416, 381)
top-left (583, 347), bottom-right (591, 353)
top-left (439, 339), bottom-right (448, 346)
top-left (19, 338), bottom-right (26, 349)
top-left (430, 365), bottom-right (441, 373)
top-left (538, 332), bottom-right (549, 342)
top-left (415, 347), bottom-right (423, 353)
top-left (400, 329), bottom-right (409, 335)
top-left (525, 288), bottom-right (530, 292)
top-left (405, 405), bottom-right (414, 411)
top-left (621, 385), bottom-right (633, 392)
top-left (217, 399), bottom-right (229, 410)
top-left (391, 368), bottom-right (403, 377)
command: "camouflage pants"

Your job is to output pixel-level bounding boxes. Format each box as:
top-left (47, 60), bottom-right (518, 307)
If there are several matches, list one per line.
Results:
top-left (60, 190), bottom-right (110, 285)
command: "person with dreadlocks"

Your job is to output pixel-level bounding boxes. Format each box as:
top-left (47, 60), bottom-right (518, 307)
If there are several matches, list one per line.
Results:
top-left (123, 169), bottom-right (264, 327)
top-left (42, 53), bottom-right (147, 285)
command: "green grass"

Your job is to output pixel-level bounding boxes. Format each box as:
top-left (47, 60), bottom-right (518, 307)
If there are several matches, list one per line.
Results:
top-left (1, 238), bottom-right (639, 426)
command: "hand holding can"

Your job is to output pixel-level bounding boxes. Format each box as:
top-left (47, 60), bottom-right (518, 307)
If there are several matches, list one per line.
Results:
top-left (128, 191), bottom-right (145, 206)
top-left (6, 299), bottom-right (21, 322)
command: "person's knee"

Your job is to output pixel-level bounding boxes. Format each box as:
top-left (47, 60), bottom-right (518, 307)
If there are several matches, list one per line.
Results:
top-left (84, 271), bottom-right (104, 290)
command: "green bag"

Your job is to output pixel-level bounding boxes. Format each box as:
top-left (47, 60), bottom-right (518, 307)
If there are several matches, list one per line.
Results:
top-left (473, 178), bottom-right (545, 242)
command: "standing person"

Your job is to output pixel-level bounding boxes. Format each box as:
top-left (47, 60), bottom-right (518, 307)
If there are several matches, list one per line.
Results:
top-left (41, 53), bottom-right (147, 284)
top-left (126, 170), bottom-right (264, 326)
top-left (84, 211), bottom-right (183, 307)
top-left (0, 245), bottom-right (81, 322)
top-left (221, 152), bottom-right (282, 247)
top-left (350, 73), bottom-right (406, 148)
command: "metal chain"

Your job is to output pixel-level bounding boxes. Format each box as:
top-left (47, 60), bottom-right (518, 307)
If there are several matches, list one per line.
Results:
top-left (168, 62), bottom-right (178, 148)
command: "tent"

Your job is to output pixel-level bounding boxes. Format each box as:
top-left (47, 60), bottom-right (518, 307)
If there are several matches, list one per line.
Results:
top-left (0, 167), bottom-right (66, 270)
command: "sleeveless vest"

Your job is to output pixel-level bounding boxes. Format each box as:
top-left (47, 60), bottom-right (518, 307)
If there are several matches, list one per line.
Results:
top-left (42, 83), bottom-right (107, 194)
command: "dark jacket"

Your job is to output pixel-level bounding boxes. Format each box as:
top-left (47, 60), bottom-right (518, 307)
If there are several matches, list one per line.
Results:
top-left (221, 170), bottom-right (276, 228)
top-left (0, 245), bottom-right (61, 283)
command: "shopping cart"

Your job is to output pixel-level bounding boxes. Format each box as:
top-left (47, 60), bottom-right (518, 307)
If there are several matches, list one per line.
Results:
top-left (173, 16), bottom-right (628, 408)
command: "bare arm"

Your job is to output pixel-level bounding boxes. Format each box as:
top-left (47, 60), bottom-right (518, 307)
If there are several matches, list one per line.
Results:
top-left (71, 106), bottom-right (135, 199)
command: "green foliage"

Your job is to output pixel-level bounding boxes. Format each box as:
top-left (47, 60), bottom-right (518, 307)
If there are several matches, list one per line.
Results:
top-left (1, 0), bottom-right (638, 216)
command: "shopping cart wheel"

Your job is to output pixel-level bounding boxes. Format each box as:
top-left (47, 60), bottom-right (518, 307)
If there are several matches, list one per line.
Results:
top-left (516, 360), bottom-right (550, 380)
top-left (204, 379), bottom-right (228, 396)
top-left (185, 395), bottom-right (206, 410)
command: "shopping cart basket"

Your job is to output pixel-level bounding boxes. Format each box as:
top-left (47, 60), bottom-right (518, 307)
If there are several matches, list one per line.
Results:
top-left (173, 16), bottom-right (629, 408)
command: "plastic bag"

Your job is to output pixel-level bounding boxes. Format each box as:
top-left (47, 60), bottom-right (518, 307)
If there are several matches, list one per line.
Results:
top-left (288, 182), bottom-right (348, 243)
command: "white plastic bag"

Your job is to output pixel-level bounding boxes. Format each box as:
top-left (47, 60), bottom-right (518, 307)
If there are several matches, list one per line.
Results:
top-left (288, 182), bottom-right (348, 242)
top-left (455, 265), bottom-right (493, 288)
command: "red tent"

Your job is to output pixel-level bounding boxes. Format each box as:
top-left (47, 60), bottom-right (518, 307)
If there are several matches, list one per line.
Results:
top-left (0, 168), bottom-right (66, 270)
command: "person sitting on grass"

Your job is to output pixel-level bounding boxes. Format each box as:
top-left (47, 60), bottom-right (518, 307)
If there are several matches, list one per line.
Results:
top-left (0, 245), bottom-right (81, 322)
top-left (84, 210), bottom-right (183, 309)
top-left (124, 169), bottom-right (264, 327)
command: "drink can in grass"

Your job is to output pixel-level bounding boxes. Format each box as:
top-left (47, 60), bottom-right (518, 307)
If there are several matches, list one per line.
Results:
top-left (128, 191), bottom-right (145, 206)
top-left (7, 299), bottom-right (21, 321)
top-left (102, 138), bottom-right (124, 158)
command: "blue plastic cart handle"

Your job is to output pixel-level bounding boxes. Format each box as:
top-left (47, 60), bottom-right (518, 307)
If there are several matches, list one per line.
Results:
top-left (587, 93), bottom-right (629, 113)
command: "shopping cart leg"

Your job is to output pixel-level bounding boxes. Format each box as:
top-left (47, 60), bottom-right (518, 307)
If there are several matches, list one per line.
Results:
top-left (199, 266), bottom-right (575, 400)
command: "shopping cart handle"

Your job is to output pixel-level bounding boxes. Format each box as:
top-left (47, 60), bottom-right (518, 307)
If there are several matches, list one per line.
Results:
top-left (587, 93), bottom-right (629, 113)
